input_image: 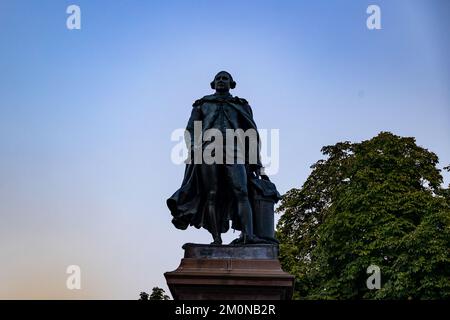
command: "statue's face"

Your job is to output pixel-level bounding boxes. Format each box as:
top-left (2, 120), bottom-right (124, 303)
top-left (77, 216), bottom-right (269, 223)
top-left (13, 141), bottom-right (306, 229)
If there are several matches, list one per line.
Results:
top-left (214, 72), bottom-right (232, 93)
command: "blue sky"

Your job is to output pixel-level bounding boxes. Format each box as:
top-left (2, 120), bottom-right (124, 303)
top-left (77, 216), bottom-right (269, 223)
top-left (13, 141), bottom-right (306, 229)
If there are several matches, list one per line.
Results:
top-left (0, 0), bottom-right (449, 298)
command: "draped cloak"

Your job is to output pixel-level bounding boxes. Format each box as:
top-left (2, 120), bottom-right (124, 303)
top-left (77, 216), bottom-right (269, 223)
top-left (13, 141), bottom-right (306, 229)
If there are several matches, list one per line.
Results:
top-left (166, 94), bottom-right (262, 234)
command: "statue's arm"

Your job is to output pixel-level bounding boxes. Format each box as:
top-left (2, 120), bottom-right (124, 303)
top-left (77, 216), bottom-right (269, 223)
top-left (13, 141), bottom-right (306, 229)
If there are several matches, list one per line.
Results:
top-left (235, 97), bottom-right (254, 118)
top-left (241, 98), bottom-right (253, 117)
top-left (185, 103), bottom-right (203, 151)
top-left (246, 104), bottom-right (254, 119)
top-left (239, 99), bottom-right (264, 172)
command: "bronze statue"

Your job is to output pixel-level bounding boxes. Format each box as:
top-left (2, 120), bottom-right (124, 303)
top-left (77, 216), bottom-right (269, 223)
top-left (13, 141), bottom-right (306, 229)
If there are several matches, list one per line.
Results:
top-left (167, 71), bottom-right (280, 245)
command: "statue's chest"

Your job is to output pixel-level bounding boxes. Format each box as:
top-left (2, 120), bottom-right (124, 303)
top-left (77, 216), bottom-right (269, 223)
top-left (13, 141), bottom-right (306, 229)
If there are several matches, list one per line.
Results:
top-left (201, 103), bottom-right (239, 120)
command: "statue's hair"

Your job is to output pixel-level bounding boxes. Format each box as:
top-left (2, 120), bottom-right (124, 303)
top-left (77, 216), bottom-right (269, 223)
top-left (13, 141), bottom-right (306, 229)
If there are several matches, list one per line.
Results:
top-left (210, 71), bottom-right (236, 90)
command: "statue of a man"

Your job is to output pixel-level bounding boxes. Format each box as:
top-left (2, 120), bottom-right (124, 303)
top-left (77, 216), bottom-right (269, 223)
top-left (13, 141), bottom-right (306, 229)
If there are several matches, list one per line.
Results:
top-left (167, 71), bottom-right (276, 245)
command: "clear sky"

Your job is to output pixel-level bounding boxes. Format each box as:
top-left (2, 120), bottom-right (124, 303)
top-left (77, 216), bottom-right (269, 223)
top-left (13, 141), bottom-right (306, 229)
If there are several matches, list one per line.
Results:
top-left (0, 0), bottom-right (449, 299)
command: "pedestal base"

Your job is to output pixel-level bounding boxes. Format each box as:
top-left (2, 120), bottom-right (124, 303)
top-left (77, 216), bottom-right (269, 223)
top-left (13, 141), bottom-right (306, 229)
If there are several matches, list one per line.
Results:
top-left (164, 243), bottom-right (294, 300)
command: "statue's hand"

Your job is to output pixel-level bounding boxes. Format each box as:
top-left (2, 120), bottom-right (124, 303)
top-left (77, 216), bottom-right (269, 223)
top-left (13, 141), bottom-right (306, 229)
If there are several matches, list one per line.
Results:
top-left (256, 167), bottom-right (269, 179)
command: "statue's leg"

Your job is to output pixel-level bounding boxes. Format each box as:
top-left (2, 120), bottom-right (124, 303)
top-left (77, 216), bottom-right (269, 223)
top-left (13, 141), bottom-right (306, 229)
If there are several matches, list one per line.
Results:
top-left (225, 164), bottom-right (255, 243)
top-left (200, 164), bottom-right (222, 245)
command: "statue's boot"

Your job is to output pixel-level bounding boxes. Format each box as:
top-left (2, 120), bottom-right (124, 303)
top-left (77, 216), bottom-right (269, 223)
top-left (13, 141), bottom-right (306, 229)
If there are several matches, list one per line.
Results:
top-left (231, 200), bottom-right (257, 245)
top-left (230, 234), bottom-right (270, 245)
top-left (207, 196), bottom-right (222, 245)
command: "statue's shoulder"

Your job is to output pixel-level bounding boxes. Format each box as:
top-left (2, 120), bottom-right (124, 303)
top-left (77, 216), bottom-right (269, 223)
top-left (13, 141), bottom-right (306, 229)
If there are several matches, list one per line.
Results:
top-left (192, 94), bottom-right (215, 107)
top-left (192, 95), bottom-right (249, 106)
top-left (232, 96), bottom-right (249, 105)
top-left (192, 98), bottom-right (204, 107)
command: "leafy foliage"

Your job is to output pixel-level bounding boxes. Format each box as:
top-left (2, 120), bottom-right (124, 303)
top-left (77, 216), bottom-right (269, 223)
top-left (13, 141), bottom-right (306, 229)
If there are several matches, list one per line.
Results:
top-left (277, 132), bottom-right (450, 299)
top-left (139, 287), bottom-right (170, 300)
top-left (139, 291), bottom-right (149, 300)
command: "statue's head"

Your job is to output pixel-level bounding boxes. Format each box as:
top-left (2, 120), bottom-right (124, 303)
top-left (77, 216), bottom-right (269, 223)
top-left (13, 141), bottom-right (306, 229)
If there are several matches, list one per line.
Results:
top-left (210, 71), bottom-right (236, 93)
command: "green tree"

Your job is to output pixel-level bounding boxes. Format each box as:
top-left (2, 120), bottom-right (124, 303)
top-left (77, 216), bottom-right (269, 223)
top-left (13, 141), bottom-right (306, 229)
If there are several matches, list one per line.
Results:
top-left (139, 291), bottom-right (149, 300)
top-left (277, 132), bottom-right (450, 299)
top-left (149, 287), bottom-right (170, 300)
top-left (139, 287), bottom-right (170, 300)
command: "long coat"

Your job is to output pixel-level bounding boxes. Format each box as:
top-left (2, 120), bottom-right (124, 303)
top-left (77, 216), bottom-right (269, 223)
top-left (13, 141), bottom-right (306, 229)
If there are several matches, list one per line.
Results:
top-left (167, 94), bottom-right (262, 234)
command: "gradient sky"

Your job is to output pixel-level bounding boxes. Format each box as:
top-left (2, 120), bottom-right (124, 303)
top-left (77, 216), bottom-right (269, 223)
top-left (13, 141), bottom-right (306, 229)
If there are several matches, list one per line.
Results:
top-left (0, 0), bottom-right (449, 299)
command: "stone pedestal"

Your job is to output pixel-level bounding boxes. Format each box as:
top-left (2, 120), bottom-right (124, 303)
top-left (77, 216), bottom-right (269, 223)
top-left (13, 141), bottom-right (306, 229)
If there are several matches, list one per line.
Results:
top-left (164, 243), bottom-right (294, 300)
